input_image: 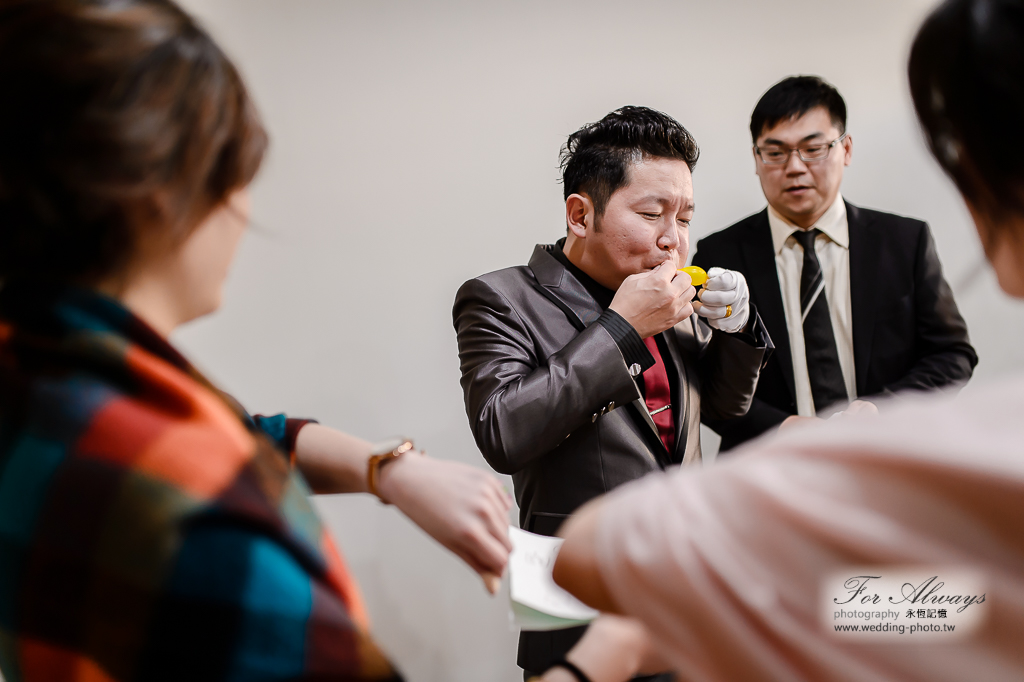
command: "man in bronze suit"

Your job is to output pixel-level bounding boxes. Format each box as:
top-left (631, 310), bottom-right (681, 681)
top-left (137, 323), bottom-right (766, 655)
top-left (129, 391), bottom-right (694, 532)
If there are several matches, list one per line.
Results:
top-left (453, 106), bottom-right (772, 680)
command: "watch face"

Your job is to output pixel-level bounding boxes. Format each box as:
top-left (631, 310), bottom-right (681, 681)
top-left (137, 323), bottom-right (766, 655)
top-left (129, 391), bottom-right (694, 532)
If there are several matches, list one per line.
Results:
top-left (371, 438), bottom-right (408, 456)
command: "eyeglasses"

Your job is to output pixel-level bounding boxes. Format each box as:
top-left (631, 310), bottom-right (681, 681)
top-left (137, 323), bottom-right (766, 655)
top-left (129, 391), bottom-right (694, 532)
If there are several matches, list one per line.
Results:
top-left (754, 133), bottom-right (848, 165)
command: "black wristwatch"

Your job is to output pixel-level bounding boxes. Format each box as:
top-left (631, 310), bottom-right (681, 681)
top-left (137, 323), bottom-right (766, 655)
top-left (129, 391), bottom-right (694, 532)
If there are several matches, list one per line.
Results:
top-left (547, 658), bottom-right (592, 682)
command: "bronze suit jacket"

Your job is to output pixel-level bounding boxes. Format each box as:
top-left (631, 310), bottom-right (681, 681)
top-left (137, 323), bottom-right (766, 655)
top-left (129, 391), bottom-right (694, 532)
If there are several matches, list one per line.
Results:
top-left (453, 243), bottom-right (770, 673)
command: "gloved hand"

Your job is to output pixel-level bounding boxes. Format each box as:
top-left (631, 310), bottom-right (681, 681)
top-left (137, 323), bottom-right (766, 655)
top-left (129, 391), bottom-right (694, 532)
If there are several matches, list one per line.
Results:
top-left (693, 267), bottom-right (749, 333)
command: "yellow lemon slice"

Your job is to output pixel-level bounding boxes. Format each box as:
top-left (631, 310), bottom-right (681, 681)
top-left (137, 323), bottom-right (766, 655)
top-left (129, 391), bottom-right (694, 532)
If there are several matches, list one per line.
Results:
top-left (678, 265), bottom-right (708, 286)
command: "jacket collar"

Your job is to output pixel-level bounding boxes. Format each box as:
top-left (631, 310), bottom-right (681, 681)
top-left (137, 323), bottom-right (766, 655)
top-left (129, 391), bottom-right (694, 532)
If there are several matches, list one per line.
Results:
top-left (528, 242), bottom-right (690, 465)
top-left (528, 244), bottom-right (604, 328)
top-left (767, 193), bottom-right (850, 252)
top-left (740, 210), bottom-right (796, 400)
top-left (846, 201), bottom-right (881, 394)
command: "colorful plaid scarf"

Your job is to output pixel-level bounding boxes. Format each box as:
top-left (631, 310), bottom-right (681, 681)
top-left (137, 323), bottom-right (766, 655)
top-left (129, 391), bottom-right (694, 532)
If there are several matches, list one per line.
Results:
top-left (0, 282), bottom-right (401, 681)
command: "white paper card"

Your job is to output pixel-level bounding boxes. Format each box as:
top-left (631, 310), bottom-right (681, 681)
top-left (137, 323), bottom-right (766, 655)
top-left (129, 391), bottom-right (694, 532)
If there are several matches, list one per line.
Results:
top-left (508, 526), bottom-right (599, 631)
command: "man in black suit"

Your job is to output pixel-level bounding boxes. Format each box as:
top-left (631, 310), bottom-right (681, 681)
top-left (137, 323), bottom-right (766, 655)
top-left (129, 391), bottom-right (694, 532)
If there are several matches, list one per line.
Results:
top-left (453, 106), bottom-right (771, 680)
top-left (692, 76), bottom-right (977, 452)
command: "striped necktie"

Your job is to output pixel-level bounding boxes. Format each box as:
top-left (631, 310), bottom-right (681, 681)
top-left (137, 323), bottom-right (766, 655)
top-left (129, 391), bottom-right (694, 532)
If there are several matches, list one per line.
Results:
top-left (792, 228), bottom-right (849, 413)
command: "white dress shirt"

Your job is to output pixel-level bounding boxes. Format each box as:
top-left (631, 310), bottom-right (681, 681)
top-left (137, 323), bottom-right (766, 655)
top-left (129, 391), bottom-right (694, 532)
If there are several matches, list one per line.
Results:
top-left (767, 194), bottom-right (856, 416)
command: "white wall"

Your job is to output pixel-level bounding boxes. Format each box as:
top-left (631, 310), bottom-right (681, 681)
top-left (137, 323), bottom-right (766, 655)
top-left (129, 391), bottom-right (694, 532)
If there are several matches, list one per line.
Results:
top-left (171, 1), bottom-right (1024, 680)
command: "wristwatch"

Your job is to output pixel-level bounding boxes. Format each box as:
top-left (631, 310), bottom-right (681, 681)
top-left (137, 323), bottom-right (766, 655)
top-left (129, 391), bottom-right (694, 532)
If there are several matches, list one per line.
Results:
top-left (367, 438), bottom-right (414, 504)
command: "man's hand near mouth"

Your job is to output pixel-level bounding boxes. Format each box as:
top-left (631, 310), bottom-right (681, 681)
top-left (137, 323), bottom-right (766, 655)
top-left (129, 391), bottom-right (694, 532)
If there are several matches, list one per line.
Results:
top-left (609, 261), bottom-right (696, 339)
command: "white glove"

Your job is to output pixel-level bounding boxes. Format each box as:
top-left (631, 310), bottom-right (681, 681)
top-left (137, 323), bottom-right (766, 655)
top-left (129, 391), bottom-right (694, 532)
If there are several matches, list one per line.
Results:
top-left (694, 267), bottom-right (749, 333)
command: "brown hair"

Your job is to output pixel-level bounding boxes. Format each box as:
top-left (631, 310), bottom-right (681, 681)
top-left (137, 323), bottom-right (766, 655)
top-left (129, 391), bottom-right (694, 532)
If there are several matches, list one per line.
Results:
top-left (0, 0), bottom-right (267, 282)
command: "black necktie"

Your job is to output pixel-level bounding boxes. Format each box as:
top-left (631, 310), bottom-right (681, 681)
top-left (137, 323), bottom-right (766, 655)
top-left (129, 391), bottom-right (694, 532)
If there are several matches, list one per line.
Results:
top-left (792, 228), bottom-right (848, 413)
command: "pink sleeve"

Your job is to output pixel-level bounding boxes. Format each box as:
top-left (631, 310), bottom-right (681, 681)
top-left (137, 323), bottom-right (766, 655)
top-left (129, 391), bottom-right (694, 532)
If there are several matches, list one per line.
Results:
top-left (593, 462), bottom-right (839, 681)
top-left (591, 388), bottom-right (1024, 682)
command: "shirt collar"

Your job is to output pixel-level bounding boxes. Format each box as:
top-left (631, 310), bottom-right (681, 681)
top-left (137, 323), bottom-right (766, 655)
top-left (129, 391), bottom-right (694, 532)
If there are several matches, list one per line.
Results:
top-left (767, 193), bottom-right (849, 254)
top-left (549, 237), bottom-right (616, 310)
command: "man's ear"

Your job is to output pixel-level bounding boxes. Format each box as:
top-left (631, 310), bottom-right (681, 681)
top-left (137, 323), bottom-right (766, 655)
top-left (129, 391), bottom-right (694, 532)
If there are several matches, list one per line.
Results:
top-left (843, 134), bottom-right (854, 166)
top-left (566, 193), bottom-right (594, 239)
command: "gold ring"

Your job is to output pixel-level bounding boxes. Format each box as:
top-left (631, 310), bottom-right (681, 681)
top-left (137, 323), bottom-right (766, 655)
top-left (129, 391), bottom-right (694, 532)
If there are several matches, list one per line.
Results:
top-left (725, 305), bottom-right (733, 318)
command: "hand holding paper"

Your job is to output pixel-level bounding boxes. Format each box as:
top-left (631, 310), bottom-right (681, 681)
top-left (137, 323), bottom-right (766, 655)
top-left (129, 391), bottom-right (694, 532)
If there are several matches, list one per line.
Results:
top-left (508, 527), bottom-right (599, 631)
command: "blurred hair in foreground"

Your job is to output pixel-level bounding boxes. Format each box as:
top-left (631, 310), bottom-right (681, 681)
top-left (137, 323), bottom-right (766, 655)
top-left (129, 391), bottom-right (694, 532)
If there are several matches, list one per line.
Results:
top-left (0, 0), bottom-right (267, 284)
top-left (909, 0), bottom-right (1024, 231)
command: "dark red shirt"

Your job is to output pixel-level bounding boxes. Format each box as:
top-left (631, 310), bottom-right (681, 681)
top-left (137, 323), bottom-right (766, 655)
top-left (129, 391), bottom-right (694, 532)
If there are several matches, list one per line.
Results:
top-left (643, 336), bottom-right (676, 453)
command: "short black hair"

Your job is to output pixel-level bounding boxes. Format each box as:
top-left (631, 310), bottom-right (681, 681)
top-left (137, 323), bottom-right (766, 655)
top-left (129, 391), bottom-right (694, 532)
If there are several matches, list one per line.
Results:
top-left (749, 76), bottom-right (847, 143)
top-left (909, 0), bottom-right (1024, 228)
top-left (560, 106), bottom-right (699, 217)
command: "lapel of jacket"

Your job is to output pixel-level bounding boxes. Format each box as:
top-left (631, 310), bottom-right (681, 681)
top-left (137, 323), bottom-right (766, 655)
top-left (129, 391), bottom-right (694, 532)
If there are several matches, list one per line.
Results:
top-left (528, 244), bottom-right (665, 454)
top-left (528, 244), bottom-right (603, 328)
top-left (740, 209), bottom-right (795, 400)
top-left (846, 202), bottom-right (881, 395)
top-left (661, 315), bottom-right (706, 464)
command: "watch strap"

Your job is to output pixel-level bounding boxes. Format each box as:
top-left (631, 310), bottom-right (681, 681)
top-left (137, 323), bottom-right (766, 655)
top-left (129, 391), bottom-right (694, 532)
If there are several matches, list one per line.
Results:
top-left (367, 439), bottom-right (414, 504)
top-left (548, 658), bottom-right (593, 682)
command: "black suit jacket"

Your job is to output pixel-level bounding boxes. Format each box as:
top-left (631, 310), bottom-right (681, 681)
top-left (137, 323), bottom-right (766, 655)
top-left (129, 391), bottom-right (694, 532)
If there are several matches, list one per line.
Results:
top-left (692, 202), bottom-right (977, 452)
top-left (453, 243), bottom-right (769, 673)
